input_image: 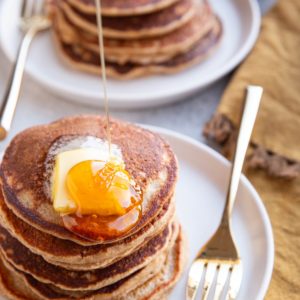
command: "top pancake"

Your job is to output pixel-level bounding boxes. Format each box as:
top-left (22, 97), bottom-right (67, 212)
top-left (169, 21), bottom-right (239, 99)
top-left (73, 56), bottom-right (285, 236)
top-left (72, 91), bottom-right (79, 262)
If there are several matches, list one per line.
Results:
top-left (66, 0), bottom-right (181, 16)
top-left (0, 115), bottom-right (178, 246)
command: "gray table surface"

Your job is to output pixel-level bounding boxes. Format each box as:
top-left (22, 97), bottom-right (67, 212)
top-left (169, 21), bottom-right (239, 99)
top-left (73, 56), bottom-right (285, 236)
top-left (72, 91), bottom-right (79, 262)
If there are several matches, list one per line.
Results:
top-left (0, 0), bottom-right (274, 152)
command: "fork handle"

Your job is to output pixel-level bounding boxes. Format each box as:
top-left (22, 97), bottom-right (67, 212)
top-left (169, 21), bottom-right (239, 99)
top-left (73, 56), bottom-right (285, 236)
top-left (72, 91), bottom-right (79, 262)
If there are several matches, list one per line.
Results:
top-left (0, 28), bottom-right (36, 140)
top-left (222, 85), bottom-right (263, 224)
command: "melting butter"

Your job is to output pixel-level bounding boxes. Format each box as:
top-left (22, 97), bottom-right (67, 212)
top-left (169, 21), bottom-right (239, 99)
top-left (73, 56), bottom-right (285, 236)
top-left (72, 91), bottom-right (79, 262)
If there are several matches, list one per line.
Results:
top-left (44, 136), bottom-right (122, 202)
top-left (52, 147), bottom-right (120, 213)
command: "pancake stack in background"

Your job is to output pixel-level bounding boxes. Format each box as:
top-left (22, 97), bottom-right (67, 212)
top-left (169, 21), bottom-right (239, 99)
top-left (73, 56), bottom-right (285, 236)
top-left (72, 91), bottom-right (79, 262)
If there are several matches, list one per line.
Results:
top-left (0, 116), bottom-right (187, 299)
top-left (50, 0), bottom-right (223, 79)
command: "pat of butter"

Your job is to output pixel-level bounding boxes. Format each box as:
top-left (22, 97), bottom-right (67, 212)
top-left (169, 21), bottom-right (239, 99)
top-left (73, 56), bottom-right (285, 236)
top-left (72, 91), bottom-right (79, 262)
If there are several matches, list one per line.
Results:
top-left (52, 148), bottom-right (114, 214)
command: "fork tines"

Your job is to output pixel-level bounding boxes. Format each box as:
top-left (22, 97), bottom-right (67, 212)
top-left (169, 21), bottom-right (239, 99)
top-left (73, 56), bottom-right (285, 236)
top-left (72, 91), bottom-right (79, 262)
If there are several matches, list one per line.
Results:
top-left (187, 259), bottom-right (242, 300)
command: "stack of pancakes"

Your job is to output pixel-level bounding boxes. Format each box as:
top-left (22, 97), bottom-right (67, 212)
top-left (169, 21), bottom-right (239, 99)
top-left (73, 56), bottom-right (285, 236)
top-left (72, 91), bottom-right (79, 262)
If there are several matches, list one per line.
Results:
top-left (0, 116), bottom-right (187, 299)
top-left (50, 0), bottom-right (223, 79)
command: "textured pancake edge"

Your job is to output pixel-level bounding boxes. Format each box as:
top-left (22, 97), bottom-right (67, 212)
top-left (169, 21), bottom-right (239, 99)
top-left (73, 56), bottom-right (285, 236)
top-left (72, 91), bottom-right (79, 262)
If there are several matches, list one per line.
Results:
top-left (53, 1), bottom-right (214, 64)
top-left (0, 249), bottom-right (165, 300)
top-left (53, 17), bottom-right (223, 79)
top-left (0, 227), bottom-right (188, 300)
top-left (0, 221), bottom-right (179, 291)
top-left (0, 115), bottom-right (178, 245)
top-left (112, 227), bottom-right (188, 300)
top-left (0, 183), bottom-right (175, 270)
top-left (59, 0), bottom-right (196, 39)
top-left (1, 172), bottom-right (176, 247)
top-left (53, 207), bottom-right (176, 270)
top-left (66, 0), bottom-right (181, 16)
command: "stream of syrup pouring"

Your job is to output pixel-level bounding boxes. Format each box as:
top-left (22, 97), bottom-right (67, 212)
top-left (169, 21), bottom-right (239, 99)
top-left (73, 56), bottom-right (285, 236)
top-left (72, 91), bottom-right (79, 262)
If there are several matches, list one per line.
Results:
top-left (62, 0), bottom-right (143, 242)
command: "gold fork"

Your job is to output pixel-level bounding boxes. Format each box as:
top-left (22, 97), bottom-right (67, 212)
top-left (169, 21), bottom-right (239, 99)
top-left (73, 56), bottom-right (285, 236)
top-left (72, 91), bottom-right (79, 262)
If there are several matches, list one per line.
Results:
top-left (186, 85), bottom-right (263, 300)
top-left (0, 0), bottom-right (51, 140)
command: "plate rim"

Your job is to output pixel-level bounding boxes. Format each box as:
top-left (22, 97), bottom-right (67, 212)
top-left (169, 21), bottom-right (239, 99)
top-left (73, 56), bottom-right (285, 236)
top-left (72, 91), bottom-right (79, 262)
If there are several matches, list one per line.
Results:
top-left (146, 125), bottom-right (274, 300)
top-left (0, 0), bottom-right (261, 108)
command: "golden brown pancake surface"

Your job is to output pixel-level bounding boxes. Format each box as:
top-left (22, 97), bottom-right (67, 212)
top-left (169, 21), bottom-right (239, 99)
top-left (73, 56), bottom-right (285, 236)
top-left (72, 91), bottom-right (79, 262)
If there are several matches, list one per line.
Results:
top-left (0, 222), bottom-right (177, 291)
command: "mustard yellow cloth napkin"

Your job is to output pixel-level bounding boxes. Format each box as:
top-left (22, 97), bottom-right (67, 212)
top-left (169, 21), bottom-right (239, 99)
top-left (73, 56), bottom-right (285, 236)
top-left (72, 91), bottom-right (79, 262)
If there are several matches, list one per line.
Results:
top-left (205, 0), bottom-right (300, 179)
top-left (204, 0), bottom-right (300, 299)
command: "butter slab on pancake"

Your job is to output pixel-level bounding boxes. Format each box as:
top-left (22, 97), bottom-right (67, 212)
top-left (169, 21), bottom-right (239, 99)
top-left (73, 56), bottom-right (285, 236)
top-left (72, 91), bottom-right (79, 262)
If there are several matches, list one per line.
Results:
top-left (59, 0), bottom-right (196, 39)
top-left (0, 221), bottom-right (178, 291)
top-left (0, 116), bottom-right (178, 246)
top-left (0, 228), bottom-right (187, 300)
top-left (54, 17), bottom-right (222, 79)
top-left (0, 188), bottom-right (175, 270)
top-left (54, 1), bottom-right (215, 65)
top-left (66, 0), bottom-right (181, 16)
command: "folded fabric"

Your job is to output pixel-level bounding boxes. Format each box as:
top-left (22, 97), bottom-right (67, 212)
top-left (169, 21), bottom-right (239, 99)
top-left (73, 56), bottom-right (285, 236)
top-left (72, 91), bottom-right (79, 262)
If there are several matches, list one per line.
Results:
top-left (204, 0), bottom-right (300, 179)
top-left (204, 1), bottom-right (300, 299)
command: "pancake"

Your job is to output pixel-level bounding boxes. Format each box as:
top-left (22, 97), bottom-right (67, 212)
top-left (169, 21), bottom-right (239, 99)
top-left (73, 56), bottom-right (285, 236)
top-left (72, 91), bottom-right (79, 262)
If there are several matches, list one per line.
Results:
top-left (0, 250), bottom-right (165, 300)
top-left (65, 0), bottom-right (181, 16)
top-left (54, 1), bottom-right (215, 65)
top-left (104, 52), bottom-right (176, 65)
top-left (54, 17), bottom-right (222, 79)
top-left (44, 255), bottom-right (167, 299)
top-left (0, 228), bottom-right (187, 300)
top-left (59, 0), bottom-right (196, 39)
top-left (0, 221), bottom-right (177, 291)
top-left (0, 116), bottom-right (178, 246)
top-left (0, 183), bottom-right (175, 270)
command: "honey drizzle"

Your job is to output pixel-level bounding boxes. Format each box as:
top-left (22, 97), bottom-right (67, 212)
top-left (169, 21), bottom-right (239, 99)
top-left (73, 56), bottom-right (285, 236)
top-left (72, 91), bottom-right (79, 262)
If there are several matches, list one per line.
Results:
top-left (59, 0), bottom-right (143, 242)
top-left (95, 0), bottom-right (111, 155)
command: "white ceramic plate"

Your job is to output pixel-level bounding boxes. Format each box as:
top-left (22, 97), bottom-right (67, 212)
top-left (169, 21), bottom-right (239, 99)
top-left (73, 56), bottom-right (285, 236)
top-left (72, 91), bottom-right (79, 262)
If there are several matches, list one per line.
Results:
top-left (0, 0), bottom-right (261, 108)
top-left (0, 127), bottom-right (273, 299)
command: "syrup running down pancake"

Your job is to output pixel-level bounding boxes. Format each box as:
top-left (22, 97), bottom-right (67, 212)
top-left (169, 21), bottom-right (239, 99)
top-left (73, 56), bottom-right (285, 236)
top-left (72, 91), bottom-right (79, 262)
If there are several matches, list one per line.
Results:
top-left (53, 17), bottom-right (222, 79)
top-left (0, 186), bottom-right (175, 270)
top-left (52, 147), bottom-right (143, 242)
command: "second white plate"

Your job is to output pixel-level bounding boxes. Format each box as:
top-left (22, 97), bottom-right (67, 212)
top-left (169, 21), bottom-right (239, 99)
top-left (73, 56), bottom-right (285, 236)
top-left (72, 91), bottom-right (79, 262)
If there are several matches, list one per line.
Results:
top-left (0, 0), bottom-right (261, 108)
